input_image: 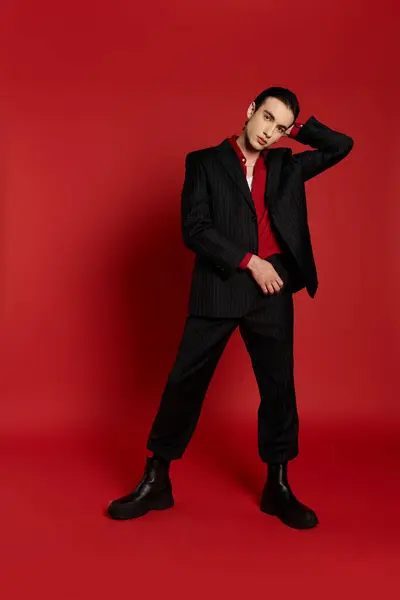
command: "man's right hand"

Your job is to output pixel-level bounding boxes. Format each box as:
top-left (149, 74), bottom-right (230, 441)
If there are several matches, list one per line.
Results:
top-left (247, 255), bottom-right (284, 295)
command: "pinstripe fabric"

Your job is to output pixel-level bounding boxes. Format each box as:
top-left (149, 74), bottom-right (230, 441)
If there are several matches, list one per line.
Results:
top-left (147, 254), bottom-right (299, 463)
top-left (146, 117), bottom-right (353, 463)
top-left (181, 116), bottom-right (353, 318)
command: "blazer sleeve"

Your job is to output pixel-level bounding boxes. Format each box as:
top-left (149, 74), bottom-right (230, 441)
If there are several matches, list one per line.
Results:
top-left (181, 152), bottom-right (248, 276)
top-left (290, 116), bottom-right (354, 182)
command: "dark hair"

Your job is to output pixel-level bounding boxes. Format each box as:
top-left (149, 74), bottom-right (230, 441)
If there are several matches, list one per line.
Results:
top-left (253, 86), bottom-right (300, 121)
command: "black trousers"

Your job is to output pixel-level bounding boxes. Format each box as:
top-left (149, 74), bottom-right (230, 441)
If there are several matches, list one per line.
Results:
top-left (147, 253), bottom-right (299, 464)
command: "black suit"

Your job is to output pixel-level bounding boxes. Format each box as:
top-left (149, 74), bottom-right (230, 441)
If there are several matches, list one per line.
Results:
top-left (147, 116), bottom-right (353, 463)
top-left (182, 116), bottom-right (353, 317)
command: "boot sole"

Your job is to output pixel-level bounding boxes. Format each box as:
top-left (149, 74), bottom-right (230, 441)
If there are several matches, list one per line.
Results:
top-left (107, 495), bottom-right (174, 521)
top-left (260, 504), bottom-right (319, 530)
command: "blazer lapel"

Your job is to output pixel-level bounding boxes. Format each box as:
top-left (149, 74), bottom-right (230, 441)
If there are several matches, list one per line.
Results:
top-left (214, 140), bottom-right (256, 215)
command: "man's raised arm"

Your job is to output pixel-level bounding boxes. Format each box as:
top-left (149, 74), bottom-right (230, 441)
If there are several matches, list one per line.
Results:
top-left (287, 116), bottom-right (354, 182)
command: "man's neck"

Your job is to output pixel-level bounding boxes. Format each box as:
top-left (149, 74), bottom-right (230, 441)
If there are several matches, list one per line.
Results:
top-left (236, 133), bottom-right (260, 163)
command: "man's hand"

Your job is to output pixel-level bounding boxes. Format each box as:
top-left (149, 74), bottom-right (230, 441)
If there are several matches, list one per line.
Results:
top-left (247, 255), bottom-right (284, 295)
top-left (283, 124), bottom-right (294, 137)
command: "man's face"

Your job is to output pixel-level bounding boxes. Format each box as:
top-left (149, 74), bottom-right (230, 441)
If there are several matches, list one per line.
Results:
top-left (245, 96), bottom-right (295, 150)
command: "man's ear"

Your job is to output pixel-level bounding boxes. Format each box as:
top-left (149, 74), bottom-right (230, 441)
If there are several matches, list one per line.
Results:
top-left (247, 102), bottom-right (256, 120)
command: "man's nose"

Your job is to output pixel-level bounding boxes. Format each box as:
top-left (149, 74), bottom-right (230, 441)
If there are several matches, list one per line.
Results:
top-left (263, 126), bottom-right (274, 138)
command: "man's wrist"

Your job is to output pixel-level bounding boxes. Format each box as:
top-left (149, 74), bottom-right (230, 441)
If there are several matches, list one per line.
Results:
top-left (289, 123), bottom-right (303, 138)
top-left (246, 254), bottom-right (259, 271)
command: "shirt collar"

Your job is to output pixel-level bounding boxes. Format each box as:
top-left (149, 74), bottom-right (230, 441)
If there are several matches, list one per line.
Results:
top-left (228, 135), bottom-right (268, 164)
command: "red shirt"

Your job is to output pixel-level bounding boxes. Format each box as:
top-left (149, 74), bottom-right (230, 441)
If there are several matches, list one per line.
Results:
top-left (229, 124), bottom-right (302, 269)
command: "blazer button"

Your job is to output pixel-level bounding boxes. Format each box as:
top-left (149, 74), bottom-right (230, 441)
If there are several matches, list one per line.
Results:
top-left (252, 214), bottom-right (257, 222)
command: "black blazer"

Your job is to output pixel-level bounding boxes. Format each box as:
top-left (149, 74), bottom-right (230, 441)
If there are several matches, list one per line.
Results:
top-left (181, 116), bottom-right (354, 317)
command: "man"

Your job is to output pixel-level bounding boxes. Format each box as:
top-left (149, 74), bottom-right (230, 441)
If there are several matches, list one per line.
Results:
top-left (107, 87), bottom-right (353, 529)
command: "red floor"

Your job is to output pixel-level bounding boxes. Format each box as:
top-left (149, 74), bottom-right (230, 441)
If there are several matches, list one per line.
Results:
top-left (2, 420), bottom-right (399, 599)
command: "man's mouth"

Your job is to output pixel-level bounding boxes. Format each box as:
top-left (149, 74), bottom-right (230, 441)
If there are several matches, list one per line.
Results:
top-left (257, 136), bottom-right (267, 146)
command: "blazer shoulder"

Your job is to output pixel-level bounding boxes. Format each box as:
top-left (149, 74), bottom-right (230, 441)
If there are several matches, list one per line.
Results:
top-left (266, 146), bottom-right (293, 165)
top-left (275, 147), bottom-right (292, 158)
top-left (185, 146), bottom-right (216, 162)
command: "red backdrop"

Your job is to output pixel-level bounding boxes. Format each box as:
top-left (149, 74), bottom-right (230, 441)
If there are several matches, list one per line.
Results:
top-left (2, 3), bottom-right (400, 598)
top-left (1, 0), bottom-right (399, 442)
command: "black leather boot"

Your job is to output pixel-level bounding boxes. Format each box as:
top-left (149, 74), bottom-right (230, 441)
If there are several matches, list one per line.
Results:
top-left (260, 463), bottom-right (318, 529)
top-left (107, 456), bottom-right (174, 520)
